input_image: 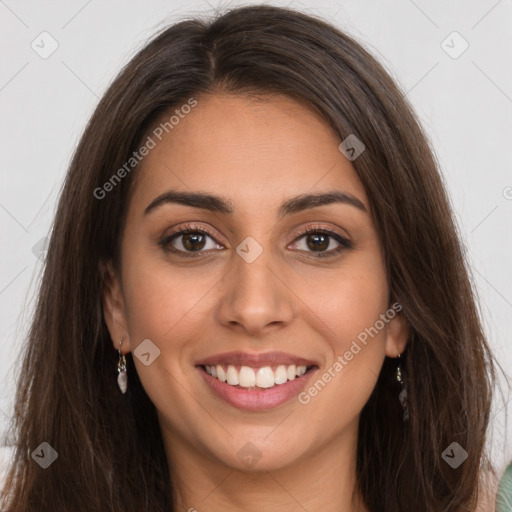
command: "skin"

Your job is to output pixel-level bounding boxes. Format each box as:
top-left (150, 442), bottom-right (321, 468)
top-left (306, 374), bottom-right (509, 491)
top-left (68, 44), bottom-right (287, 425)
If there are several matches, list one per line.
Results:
top-left (103, 93), bottom-right (409, 512)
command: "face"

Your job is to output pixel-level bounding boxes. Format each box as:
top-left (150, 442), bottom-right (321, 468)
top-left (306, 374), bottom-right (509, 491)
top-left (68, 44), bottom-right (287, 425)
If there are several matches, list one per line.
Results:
top-left (103, 93), bottom-right (408, 473)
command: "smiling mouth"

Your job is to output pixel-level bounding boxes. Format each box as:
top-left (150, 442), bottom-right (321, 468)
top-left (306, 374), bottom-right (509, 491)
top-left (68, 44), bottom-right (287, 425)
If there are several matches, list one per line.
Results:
top-left (199, 364), bottom-right (317, 389)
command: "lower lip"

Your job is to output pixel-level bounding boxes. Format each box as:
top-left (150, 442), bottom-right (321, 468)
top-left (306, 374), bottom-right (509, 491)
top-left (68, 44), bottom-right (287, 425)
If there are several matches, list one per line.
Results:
top-left (197, 366), bottom-right (318, 411)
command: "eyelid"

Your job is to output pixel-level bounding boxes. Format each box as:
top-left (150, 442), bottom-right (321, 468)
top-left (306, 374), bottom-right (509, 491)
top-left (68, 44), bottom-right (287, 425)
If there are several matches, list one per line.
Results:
top-left (289, 224), bottom-right (353, 255)
top-left (163, 223), bottom-right (225, 243)
top-left (293, 222), bottom-right (350, 240)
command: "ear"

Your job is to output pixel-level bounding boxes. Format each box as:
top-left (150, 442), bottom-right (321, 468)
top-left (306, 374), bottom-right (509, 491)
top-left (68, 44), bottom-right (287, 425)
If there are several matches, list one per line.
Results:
top-left (100, 260), bottom-right (132, 353)
top-left (384, 304), bottom-right (410, 358)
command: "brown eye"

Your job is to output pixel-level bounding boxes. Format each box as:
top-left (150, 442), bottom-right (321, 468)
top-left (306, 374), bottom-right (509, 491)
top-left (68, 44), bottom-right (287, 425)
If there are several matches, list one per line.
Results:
top-left (159, 226), bottom-right (224, 256)
top-left (305, 232), bottom-right (330, 251)
top-left (291, 228), bottom-right (352, 257)
top-left (180, 232), bottom-right (207, 251)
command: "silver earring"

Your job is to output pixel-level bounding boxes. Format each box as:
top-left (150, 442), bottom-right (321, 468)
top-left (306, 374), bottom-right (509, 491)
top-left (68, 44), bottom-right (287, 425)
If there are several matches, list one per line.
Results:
top-left (396, 354), bottom-right (409, 422)
top-left (117, 337), bottom-right (128, 394)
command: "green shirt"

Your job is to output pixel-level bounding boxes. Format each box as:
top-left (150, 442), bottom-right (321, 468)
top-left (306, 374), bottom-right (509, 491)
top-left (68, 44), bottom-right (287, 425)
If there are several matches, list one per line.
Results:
top-left (497, 463), bottom-right (512, 511)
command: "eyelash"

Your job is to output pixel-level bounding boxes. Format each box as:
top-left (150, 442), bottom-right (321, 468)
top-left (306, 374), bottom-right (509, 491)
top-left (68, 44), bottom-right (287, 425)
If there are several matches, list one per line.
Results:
top-left (293, 225), bottom-right (353, 257)
top-left (159, 223), bottom-right (353, 259)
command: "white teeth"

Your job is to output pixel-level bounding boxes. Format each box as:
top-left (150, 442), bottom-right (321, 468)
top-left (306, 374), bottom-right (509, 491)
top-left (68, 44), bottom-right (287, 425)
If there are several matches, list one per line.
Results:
top-left (256, 367), bottom-right (275, 388)
top-left (274, 365), bottom-right (288, 384)
top-left (238, 366), bottom-right (256, 387)
top-left (226, 365), bottom-right (239, 385)
top-left (296, 365), bottom-right (306, 377)
top-left (204, 363), bottom-right (309, 388)
top-left (216, 365), bottom-right (226, 382)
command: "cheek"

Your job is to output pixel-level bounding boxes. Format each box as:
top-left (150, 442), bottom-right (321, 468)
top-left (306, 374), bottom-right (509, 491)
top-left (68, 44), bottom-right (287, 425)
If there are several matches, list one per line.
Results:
top-left (121, 252), bottom-right (217, 341)
top-left (293, 255), bottom-right (388, 415)
top-left (293, 253), bottom-right (389, 352)
top-left (119, 251), bottom-right (218, 431)
top-left (326, 279), bottom-right (385, 326)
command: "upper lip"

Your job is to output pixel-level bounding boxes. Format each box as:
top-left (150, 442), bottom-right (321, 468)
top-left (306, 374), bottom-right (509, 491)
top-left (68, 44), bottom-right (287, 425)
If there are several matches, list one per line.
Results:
top-left (195, 351), bottom-right (318, 368)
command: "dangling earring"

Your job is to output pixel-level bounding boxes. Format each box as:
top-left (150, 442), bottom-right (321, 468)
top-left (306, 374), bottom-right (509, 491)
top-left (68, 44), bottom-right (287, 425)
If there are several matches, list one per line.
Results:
top-left (396, 353), bottom-right (409, 422)
top-left (117, 336), bottom-right (128, 394)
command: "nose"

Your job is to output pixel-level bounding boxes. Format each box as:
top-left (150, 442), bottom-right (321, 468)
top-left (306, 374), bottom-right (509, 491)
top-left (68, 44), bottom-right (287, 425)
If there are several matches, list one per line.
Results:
top-left (216, 243), bottom-right (296, 336)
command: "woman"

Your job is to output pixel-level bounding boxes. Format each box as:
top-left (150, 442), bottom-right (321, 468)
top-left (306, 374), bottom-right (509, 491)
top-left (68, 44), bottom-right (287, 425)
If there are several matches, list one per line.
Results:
top-left (0, 5), bottom-right (500, 511)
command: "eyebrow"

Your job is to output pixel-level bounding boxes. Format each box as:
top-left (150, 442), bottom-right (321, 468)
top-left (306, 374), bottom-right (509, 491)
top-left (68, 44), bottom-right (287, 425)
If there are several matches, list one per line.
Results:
top-left (144, 189), bottom-right (367, 218)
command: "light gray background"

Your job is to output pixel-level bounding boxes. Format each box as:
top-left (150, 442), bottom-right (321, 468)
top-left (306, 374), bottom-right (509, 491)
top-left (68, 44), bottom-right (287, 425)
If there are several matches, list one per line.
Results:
top-left (1, 0), bottom-right (511, 481)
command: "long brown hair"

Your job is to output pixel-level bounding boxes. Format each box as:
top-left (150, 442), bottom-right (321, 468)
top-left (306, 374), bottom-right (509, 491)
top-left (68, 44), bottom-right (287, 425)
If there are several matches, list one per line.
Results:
top-left (1, 5), bottom-right (498, 511)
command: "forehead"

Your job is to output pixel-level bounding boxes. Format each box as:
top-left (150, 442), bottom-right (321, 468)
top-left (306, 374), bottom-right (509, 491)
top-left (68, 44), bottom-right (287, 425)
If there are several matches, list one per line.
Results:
top-left (130, 93), bottom-right (369, 214)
